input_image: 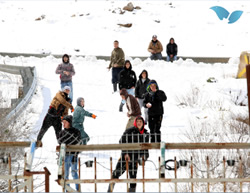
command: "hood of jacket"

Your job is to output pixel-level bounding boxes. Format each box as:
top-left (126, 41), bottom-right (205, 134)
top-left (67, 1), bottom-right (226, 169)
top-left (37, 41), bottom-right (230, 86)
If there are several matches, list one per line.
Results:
top-left (133, 116), bottom-right (145, 134)
top-left (120, 88), bottom-right (128, 99)
top-left (139, 69), bottom-right (148, 79)
top-left (62, 54), bottom-right (70, 63)
top-left (146, 79), bottom-right (159, 92)
top-left (76, 97), bottom-right (84, 107)
top-left (124, 60), bottom-right (132, 71)
top-left (169, 37), bottom-right (175, 43)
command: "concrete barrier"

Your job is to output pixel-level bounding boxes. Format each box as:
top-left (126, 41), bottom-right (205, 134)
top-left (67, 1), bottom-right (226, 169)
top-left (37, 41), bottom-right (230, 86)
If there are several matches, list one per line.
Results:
top-left (0, 52), bottom-right (231, 64)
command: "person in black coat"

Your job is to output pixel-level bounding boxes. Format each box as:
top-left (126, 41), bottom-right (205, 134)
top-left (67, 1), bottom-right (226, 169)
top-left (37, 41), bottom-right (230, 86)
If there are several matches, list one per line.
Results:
top-left (108, 116), bottom-right (149, 192)
top-left (118, 60), bottom-right (137, 112)
top-left (166, 37), bottom-right (178, 62)
top-left (58, 115), bottom-right (81, 191)
top-left (143, 80), bottom-right (167, 143)
top-left (135, 70), bottom-right (150, 124)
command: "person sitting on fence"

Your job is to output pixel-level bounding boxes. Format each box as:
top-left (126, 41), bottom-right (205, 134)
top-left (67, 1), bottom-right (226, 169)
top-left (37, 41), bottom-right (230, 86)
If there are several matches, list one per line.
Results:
top-left (36, 86), bottom-right (74, 146)
top-left (58, 115), bottom-right (81, 192)
top-left (73, 97), bottom-right (97, 145)
top-left (107, 116), bottom-right (149, 192)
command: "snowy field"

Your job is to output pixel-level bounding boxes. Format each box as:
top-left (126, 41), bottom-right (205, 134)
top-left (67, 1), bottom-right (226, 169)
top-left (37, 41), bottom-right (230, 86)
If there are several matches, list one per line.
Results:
top-left (0, 0), bottom-right (249, 192)
top-left (1, 55), bottom-right (248, 192)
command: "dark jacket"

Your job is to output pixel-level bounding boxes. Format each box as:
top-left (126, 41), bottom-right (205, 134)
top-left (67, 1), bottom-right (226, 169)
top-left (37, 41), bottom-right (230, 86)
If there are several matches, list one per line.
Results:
top-left (143, 80), bottom-right (167, 116)
top-left (166, 38), bottom-right (178, 56)
top-left (135, 70), bottom-right (150, 99)
top-left (119, 117), bottom-right (149, 160)
top-left (120, 89), bottom-right (141, 117)
top-left (58, 127), bottom-right (81, 155)
top-left (119, 61), bottom-right (137, 90)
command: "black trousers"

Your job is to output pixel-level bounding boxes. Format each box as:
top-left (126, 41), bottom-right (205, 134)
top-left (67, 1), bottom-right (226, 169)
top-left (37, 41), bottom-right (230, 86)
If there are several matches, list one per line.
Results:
top-left (112, 156), bottom-right (138, 189)
top-left (111, 67), bottom-right (123, 84)
top-left (36, 113), bottom-right (62, 141)
top-left (148, 115), bottom-right (163, 143)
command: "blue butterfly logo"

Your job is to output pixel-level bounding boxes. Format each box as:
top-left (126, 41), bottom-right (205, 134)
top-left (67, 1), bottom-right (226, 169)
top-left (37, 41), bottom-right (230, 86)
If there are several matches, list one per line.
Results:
top-left (210, 6), bottom-right (243, 24)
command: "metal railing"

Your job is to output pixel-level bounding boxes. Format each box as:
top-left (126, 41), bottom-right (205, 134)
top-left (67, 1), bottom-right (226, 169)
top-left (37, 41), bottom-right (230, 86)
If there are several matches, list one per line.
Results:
top-left (0, 64), bottom-right (37, 126)
top-left (57, 142), bottom-right (250, 192)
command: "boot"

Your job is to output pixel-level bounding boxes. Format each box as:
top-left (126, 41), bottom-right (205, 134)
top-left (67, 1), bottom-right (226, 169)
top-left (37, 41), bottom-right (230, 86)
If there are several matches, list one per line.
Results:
top-left (119, 102), bottom-right (124, 112)
top-left (113, 83), bottom-right (117, 93)
top-left (129, 187), bottom-right (136, 192)
top-left (36, 140), bottom-right (43, 148)
top-left (107, 183), bottom-right (115, 192)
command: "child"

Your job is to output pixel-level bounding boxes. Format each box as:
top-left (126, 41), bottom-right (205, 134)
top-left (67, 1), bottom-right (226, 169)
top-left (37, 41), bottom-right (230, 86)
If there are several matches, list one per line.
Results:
top-left (72, 97), bottom-right (96, 144)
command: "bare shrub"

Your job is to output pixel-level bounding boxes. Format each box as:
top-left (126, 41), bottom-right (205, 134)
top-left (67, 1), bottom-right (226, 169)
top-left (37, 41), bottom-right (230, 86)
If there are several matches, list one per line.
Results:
top-left (175, 84), bottom-right (203, 108)
top-left (179, 111), bottom-right (250, 192)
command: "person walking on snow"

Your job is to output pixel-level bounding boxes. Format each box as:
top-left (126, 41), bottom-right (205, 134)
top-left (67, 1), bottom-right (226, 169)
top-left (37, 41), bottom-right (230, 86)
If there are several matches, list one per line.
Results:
top-left (118, 60), bottom-right (137, 112)
top-left (72, 97), bottom-right (97, 145)
top-left (58, 115), bottom-right (81, 192)
top-left (143, 80), bottom-right (167, 143)
top-left (135, 70), bottom-right (150, 125)
top-left (56, 54), bottom-right (75, 103)
top-left (120, 88), bottom-right (141, 130)
top-left (107, 40), bottom-right (125, 93)
top-left (36, 86), bottom-right (74, 145)
top-left (107, 116), bottom-right (149, 192)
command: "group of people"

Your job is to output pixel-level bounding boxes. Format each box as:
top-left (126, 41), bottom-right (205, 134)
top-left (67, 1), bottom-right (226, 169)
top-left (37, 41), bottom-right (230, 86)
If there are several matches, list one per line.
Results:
top-left (36, 54), bottom-right (96, 191)
top-left (148, 35), bottom-right (178, 61)
top-left (108, 40), bottom-right (167, 192)
top-left (35, 38), bottom-right (168, 192)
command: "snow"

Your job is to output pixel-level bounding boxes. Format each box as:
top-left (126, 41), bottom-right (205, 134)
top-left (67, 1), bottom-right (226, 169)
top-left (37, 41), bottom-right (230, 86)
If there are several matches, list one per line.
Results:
top-left (0, 1), bottom-right (250, 57)
top-left (0, 0), bottom-right (249, 192)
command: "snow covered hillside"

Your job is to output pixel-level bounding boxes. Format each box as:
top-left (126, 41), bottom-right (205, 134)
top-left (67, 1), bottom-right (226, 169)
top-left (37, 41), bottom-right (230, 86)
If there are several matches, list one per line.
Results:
top-left (1, 54), bottom-right (248, 191)
top-left (0, 0), bottom-right (249, 192)
top-left (0, 1), bottom-right (249, 57)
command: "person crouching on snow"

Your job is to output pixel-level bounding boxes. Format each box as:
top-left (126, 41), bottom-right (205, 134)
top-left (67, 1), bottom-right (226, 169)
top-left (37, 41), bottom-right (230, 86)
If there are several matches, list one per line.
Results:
top-left (120, 88), bottom-right (141, 130)
top-left (72, 97), bottom-right (97, 145)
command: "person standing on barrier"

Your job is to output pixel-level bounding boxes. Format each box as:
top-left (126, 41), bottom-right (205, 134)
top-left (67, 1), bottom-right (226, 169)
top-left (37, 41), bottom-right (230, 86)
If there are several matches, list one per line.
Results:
top-left (56, 54), bottom-right (75, 103)
top-left (120, 88), bottom-right (141, 130)
top-left (73, 97), bottom-right (97, 145)
top-left (107, 40), bottom-right (125, 93)
top-left (135, 70), bottom-right (150, 125)
top-left (36, 86), bottom-right (74, 146)
top-left (58, 115), bottom-right (81, 192)
top-left (143, 80), bottom-right (167, 143)
top-left (108, 116), bottom-right (149, 192)
top-left (118, 60), bottom-right (137, 112)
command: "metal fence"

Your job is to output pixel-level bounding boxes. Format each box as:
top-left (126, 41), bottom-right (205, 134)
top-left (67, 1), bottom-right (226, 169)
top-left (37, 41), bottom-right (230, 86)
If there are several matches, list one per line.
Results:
top-left (57, 142), bottom-right (250, 192)
top-left (0, 142), bottom-right (249, 192)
